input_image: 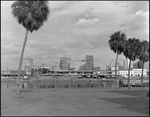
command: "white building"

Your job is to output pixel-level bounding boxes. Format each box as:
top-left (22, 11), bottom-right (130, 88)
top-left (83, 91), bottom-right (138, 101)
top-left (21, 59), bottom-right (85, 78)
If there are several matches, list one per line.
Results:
top-left (111, 71), bottom-right (120, 76)
top-left (123, 57), bottom-right (133, 69)
top-left (133, 69), bottom-right (147, 77)
top-left (109, 66), bottom-right (118, 70)
top-left (118, 69), bottom-right (147, 77)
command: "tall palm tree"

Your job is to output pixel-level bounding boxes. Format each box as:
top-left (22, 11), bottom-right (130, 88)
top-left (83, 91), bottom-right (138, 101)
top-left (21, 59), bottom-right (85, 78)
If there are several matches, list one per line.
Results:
top-left (123, 38), bottom-right (140, 89)
top-left (108, 31), bottom-right (126, 90)
top-left (138, 41), bottom-right (149, 89)
top-left (11, 1), bottom-right (50, 96)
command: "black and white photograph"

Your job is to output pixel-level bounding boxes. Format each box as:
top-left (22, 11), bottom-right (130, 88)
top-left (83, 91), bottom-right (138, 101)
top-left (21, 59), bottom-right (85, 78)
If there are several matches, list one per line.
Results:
top-left (1, 1), bottom-right (149, 116)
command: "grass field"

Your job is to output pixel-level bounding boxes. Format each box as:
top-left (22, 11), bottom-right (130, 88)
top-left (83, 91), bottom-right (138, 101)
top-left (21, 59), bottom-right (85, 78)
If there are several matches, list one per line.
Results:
top-left (1, 85), bottom-right (149, 116)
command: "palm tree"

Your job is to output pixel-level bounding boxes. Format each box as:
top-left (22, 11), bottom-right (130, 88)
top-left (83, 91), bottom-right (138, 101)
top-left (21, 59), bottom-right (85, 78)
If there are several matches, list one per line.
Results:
top-left (123, 38), bottom-right (140, 89)
top-left (138, 41), bottom-right (149, 89)
top-left (11, 1), bottom-right (50, 96)
top-left (108, 31), bottom-right (127, 89)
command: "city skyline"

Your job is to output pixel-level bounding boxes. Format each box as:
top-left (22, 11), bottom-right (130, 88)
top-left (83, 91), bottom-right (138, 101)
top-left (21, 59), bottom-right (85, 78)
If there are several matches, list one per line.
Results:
top-left (1, 1), bottom-right (149, 70)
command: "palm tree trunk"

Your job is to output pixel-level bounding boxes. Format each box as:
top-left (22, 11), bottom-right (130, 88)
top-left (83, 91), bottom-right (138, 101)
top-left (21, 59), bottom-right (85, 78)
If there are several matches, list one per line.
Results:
top-left (141, 61), bottom-right (145, 89)
top-left (128, 59), bottom-right (131, 89)
top-left (16, 29), bottom-right (29, 96)
top-left (115, 52), bottom-right (118, 90)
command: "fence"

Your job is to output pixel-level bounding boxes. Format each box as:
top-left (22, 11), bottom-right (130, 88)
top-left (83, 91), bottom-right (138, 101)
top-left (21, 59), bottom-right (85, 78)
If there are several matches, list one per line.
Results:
top-left (22, 79), bottom-right (115, 89)
top-left (2, 77), bottom-right (149, 89)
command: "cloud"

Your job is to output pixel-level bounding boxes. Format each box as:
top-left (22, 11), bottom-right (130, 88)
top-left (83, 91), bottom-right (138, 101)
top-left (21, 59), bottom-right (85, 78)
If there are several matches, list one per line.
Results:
top-left (75, 27), bottom-right (105, 36)
top-left (42, 55), bottom-right (48, 59)
top-left (76, 18), bottom-right (100, 28)
top-left (1, 42), bottom-right (21, 55)
top-left (1, 1), bottom-right (149, 70)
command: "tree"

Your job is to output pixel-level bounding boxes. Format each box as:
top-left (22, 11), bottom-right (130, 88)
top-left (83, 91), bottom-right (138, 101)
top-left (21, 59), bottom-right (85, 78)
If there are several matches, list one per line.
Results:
top-left (138, 41), bottom-right (149, 89)
top-left (108, 31), bottom-right (127, 89)
top-left (123, 38), bottom-right (140, 89)
top-left (11, 1), bottom-right (50, 96)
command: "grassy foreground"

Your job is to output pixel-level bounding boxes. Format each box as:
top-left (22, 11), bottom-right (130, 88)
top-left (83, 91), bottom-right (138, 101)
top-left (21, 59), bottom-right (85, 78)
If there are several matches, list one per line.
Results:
top-left (1, 87), bottom-right (149, 116)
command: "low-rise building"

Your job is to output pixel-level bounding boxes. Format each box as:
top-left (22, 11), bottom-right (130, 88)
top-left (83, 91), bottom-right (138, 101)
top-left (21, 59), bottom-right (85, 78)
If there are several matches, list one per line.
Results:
top-left (133, 69), bottom-right (147, 77)
top-left (118, 69), bottom-right (147, 77)
top-left (1, 70), bottom-right (26, 77)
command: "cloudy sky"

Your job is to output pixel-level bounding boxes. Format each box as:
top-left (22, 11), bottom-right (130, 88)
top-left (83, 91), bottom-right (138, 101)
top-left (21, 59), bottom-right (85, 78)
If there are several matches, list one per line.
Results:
top-left (1, 1), bottom-right (149, 70)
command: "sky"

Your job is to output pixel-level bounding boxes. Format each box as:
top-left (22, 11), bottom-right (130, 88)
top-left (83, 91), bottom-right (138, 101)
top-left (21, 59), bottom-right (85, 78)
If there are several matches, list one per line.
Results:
top-left (1, 1), bottom-right (149, 70)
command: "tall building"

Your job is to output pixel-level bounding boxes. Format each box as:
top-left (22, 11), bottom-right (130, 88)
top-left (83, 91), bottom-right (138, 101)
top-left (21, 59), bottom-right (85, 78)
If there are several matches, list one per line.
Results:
top-left (123, 57), bottom-right (128, 69)
top-left (22, 58), bottom-right (33, 74)
top-left (138, 60), bottom-right (144, 68)
top-left (123, 57), bottom-right (133, 69)
top-left (74, 61), bottom-right (86, 71)
top-left (59, 57), bottom-right (70, 70)
top-left (133, 60), bottom-right (143, 69)
top-left (133, 62), bottom-right (138, 69)
top-left (22, 58), bottom-right (33, 70)
top-left (85, 54), bottom-right (94, 70)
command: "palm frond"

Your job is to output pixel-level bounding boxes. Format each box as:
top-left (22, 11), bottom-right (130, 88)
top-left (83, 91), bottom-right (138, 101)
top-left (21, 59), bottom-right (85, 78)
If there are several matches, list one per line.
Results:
top-left (139, 41), bottom-right (149, 62)
top-left (11, 1), bottom-right (50, 32)
top-left (108, 31), bottom-right (127, 54)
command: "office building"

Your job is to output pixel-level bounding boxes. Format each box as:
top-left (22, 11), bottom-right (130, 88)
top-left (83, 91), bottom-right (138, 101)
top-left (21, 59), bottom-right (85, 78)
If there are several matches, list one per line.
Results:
top-left (109, 66), bottom-right (119, 70)
top-left (147, 70), bottom-right (149, 76)
top-left (138, 61), bottom-right (144, 68)
top-left (123, 57), bottom-right (128, 69)
top-left (74, 61), bottom-right (86, 71)
top-left (93, 67), bottom-right (100, 71)
top-left (123, 57), bottom-right (133, 69)
top-left (133, 69), bottom-right (147, 77)
top-left (22, 59), bottom-right (33, 70)
top-left (22, 58), bottom-right (33, 75)
top-left (133, 60), bottom-right (143, 69)
top-left (59, 57), bottom-right (70, 70)
top-left (133, 62), bottom-right (138, 69)
top-left (118, 69), bottom-right (147, 77)
top-left (85, 54), bottom-right (94, 70)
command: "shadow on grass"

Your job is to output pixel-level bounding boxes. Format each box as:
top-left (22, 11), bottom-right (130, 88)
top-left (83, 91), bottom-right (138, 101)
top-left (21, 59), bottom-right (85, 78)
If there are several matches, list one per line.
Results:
top-left (99, 97), bottom-right (149, 115)
top-left (11, 89), bottom-right (33, 93)
top-left (107, 90), bottom-right (149, 97)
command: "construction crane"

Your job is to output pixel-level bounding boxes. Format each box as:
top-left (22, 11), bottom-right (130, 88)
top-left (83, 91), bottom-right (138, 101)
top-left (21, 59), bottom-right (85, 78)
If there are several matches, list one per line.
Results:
top-left (23, 57), bottom-right (33, 64)
top-left (23, 57), bottom-right (33, 61)
top-left (106, 59), bottom-right (113, 70)
top-left (105, 59), bottom-right (113, 78)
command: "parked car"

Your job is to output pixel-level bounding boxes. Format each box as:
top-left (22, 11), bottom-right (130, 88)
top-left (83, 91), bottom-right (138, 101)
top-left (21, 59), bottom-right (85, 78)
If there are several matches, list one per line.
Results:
top-left (78, 75), bottom-right (82, 79)
top-left (86, 75), bottom-right (91, 78)
top-left (92, 75), bottom-right (98, 79)
top-left (22, 75), bottom-right (30, 80)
